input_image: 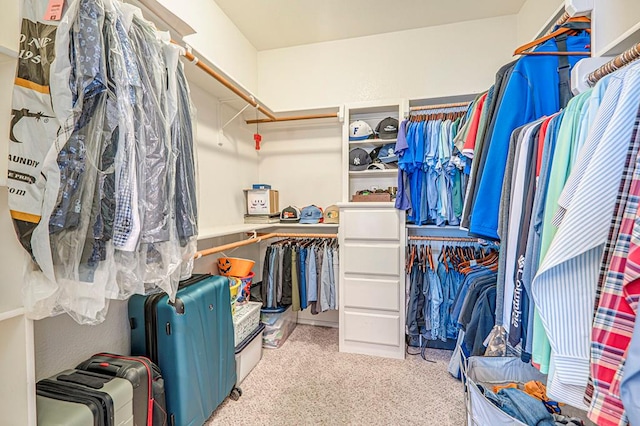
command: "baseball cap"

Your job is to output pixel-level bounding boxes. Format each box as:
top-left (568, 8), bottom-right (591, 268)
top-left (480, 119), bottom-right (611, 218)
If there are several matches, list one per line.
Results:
top-left (369, 146), bottom-right (381, 163)
top-left (349, 147), bottom-right (372, 171)
top-left (375, 117), bottom-right (399, 139)
top-left (280, 206), bottom-right (300, 222)
top-left (323, 205), bottom-right (339, 224)
top-left (300, 205), bottom-right (324, 224)
top-left (377, 143), bottom-right (398, 164)
top-left (367, 162), bottom-right (398, 170)
top-left (349, 120), bottom-right (373, 141)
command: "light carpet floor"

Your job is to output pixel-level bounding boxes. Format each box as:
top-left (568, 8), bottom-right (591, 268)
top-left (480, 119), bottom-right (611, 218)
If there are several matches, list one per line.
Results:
top-left (207, 325), bottom-right (465, 425)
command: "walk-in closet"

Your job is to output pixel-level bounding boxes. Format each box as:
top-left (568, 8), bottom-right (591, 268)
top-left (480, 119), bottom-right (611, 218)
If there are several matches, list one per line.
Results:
top-left (2, 0), bottom-right (640, 425)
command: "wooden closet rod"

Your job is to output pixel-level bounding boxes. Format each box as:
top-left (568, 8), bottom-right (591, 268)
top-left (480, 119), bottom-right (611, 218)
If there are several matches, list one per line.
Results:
top-left (409, 102), bottom-right (471, 111)
top-left (587, 42), bottom-right (640, 85)
top-left (545, 11), bottom-right (570, 36)
top-left (246, 113), bottom-right (339, 124)
top-left (194, 232), bottom-right (338, 259)
top-left (174, 41), bottom-right (340, 125)
top-left (408, 236), bottom-right (481, 242)
top-left (180, 48), bottom-right (277, 121)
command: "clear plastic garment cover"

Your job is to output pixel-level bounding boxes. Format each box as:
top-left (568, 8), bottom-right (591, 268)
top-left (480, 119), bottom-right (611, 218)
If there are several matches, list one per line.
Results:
top-left (9, 0), bottom-right (198, 324)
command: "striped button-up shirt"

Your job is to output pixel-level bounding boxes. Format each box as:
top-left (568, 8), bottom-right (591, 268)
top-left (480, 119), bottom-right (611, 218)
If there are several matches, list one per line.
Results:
top-left (533, 64), bottom-right (640, 411)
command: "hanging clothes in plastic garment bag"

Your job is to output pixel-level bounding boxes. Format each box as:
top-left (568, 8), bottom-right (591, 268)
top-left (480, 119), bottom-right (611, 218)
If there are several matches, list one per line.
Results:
top-left (16, 0), bottom-right (198, 324)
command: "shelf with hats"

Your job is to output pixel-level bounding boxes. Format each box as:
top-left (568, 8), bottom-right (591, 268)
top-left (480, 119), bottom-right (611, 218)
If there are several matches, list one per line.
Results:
top-left (349, 169), bottom-right (398, 177)
top-left (343, 100), bottom-right (403, 203)
top-left (269, 223), bottom-right (339, 229)
top-left (197, 222), bottom-right (339, 241)
top-left (348, 138), bottom-right (397, 146)
top-left (197, 224), bottom-right (274, 240)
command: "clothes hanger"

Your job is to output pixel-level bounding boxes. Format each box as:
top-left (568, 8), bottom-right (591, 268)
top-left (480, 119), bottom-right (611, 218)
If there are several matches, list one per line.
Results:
top-left (407, 244), bottom-right (416, 274)
top-left (514, 16), bottom-right (591, 56)
top-left (428, 244), bottom-right (435, 271)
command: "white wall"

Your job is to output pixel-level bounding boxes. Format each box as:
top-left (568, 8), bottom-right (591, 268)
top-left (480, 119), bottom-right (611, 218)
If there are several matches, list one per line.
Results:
top-left (35, 301), bottom-right (130, 379)
top-left (191, 90), bottom-right (260, 231)
top-left (516, 0), bottom-right (564, 47)
top-left (257, 121), bottom-right (342, 209)
top-left (257, 15), bottom-right (517, 112)
top-left (152, 0), bottom-right (258, 93)
top-left (592, 0), bottom-right (640, 56)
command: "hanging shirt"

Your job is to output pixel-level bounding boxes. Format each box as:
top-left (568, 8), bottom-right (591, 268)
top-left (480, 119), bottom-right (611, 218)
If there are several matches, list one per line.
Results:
top-left (462, 93), bottom-right (489, 158)
top-left (530, 90), bottom-right (591, 374)
top-left (395, 120), bottom-right (411, 211)
top-left (534, 66), bottom-right (640, 410)
top-left (552, 73), bottom-right (621, 227)
top-left (500, 121), bottom-right (541, 332)
top-left (520, 113), bottom-right (562, 358)
top-left (588, 131), bottom-right (640, 426)
top-left (461, 62), bottom-right (517, 230)
top-left (589, 74), bottom-right (640, 426)
top-left (469, 33), bottom-right (590, 240)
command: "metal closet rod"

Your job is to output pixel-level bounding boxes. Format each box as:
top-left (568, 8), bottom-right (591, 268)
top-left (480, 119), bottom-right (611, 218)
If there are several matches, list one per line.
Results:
top-left (194, 232), bottom-right (338, 259)
top-left (588, 42), bottom-right (640, 85)
top-left (174, 41), bottom-right (339, 125)
top-left (409, 101), bottom-right (471, 111)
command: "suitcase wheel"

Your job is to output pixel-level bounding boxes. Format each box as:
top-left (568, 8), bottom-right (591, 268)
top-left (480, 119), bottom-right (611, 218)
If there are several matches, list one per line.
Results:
top-left (230, 387), bottom-right (242, 401)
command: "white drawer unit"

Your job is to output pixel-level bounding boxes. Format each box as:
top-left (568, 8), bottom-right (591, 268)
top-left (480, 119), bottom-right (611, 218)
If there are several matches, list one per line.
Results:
top-left (342, 277), bottom-right (400, 311)
top-left (343, 312), bottom-right (401, 346)
top-left (342, 244), bottom-right (400, 276)
top-left (338, 203), bottom-right (405, 359)
top-left (342, 208), bottom-right (400, 240)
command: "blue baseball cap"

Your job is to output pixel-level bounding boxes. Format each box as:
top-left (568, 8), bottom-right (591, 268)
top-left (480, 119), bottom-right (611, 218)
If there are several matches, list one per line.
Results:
top-left (377, 143), bottom-right (398, 164)
top-left (299, 205), bottom-right (324, 224)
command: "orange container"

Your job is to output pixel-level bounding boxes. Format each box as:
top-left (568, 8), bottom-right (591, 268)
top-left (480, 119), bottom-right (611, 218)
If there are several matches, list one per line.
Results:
top-left (217, 257), bottom-right (255, 277)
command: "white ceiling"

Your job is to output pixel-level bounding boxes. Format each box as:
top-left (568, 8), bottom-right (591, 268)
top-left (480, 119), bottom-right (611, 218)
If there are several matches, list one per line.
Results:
top-left (214, 0), bottom-right (527, 51)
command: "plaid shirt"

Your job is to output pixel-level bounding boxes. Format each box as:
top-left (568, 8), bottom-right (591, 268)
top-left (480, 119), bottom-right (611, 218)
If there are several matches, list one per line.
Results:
top-left (589, 105), bottom-right (640, 426)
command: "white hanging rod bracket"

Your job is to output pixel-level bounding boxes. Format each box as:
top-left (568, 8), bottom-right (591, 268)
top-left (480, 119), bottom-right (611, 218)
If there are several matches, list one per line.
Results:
top-left (222, 103), bottom-right (252, 129)
top-left (338, 105), bottom-right (345, 123)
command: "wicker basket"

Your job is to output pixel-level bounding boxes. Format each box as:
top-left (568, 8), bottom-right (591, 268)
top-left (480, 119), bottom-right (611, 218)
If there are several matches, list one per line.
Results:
top-left (233, 302), bottom-right (262, 347)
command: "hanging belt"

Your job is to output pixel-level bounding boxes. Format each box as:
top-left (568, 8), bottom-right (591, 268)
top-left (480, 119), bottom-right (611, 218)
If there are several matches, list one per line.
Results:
top-left (555, 22), bottom-right (591, 108)
top-left (555, 33), bottom-right (573, 109)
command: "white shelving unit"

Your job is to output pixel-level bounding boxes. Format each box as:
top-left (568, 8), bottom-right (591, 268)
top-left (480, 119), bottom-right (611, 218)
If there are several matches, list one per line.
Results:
top-left (349, 169), bottom-right (398, 177)
top-left (342, 100), bottom-right (404, 202)
top-left (348, 138), bottom-right (397, 146)
top-left (338, 101), bottom-right (406, 360)
top-left (592, 0), bottom-right (640, 57)
top-left (338, 202), bottom-right (406, 359)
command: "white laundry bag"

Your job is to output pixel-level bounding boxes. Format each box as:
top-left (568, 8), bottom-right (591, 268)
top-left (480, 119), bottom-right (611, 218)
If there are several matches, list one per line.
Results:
top-left (462, 355), bottom-right (547, 426)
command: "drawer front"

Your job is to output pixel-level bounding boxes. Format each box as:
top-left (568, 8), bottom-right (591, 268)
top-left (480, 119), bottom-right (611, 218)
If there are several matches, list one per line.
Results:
top-left (343, 277), bottom-right (400, 311)
top-left (342, 209), bottom-right (400, 240)
top-left (343, 311), bottom-right (400, 346)
top-left (343, 244), bottom-right (400, 276)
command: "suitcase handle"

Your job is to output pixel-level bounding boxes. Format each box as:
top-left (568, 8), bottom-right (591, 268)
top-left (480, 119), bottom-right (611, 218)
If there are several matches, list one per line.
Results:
top-left (57, 371), bottom-right (110, 389)
top-left (85, 361), bottom-right (121, 376)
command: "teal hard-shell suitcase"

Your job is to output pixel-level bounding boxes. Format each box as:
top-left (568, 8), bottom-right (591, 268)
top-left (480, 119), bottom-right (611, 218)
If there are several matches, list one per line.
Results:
top-left (128, 274), bottom-right (239, 426)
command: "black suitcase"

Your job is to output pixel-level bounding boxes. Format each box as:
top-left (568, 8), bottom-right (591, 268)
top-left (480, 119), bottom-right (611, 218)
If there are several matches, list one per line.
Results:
top-left (77, 353), bottom-right (167, 426)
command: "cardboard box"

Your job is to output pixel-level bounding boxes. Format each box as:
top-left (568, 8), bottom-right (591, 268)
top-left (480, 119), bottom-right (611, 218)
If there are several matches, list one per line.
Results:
top-left (245, 189), bottom-right (279, 215)
top-left (351, 193), bottom-right (392, 202)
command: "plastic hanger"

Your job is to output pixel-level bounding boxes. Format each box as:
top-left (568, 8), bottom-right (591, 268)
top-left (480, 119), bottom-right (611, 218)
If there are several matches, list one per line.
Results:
top-left (514, 16), bottom-right (591, 56)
